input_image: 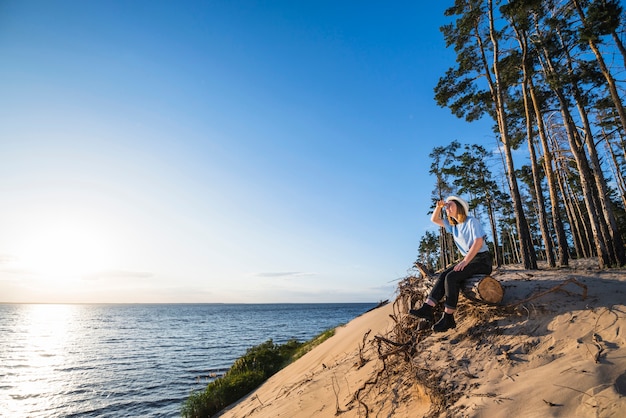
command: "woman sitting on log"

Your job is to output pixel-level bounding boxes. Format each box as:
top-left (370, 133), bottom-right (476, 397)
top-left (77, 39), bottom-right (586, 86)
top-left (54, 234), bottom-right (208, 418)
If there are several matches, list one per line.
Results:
top-left (410, 196), bottom-right (493, 332)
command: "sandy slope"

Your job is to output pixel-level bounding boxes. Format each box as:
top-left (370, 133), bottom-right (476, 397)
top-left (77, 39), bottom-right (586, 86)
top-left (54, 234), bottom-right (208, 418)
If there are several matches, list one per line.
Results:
top-left (218, 259), bottom-right (626, 417)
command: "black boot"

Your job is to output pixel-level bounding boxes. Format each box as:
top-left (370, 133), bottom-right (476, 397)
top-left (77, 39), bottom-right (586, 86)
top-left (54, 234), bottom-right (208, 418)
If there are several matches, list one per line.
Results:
top-left (432, 312), bottom-right (456, 332)
top-left (409, 304), bottom-right (434, 323)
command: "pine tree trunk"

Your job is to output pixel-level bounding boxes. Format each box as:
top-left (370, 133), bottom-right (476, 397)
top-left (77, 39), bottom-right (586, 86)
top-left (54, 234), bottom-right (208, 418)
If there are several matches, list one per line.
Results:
top-left (536, 43), bottom-right (611, 268)
top-left (523, 82), bottom-right (556, 267)
top-left (602, 133), bottom-right (626, 209)
top-left (511, 7), bottom-right (570, 267)
top-left (529, 80), bottom-right (569, 266)
top-left (550, 133), bottom-right (593, 259)
top-left (486, 201), bottom-right (502, 267)
top-left (484, 0), bottom-right (537, 269)
top-left (610, 32), bottom-right (626, 70)
top-left (561, 26), bottom-right (626, 266)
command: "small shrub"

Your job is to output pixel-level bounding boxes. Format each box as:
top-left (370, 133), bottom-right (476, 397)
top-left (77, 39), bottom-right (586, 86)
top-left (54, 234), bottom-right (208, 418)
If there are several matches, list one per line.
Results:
top-left (182, 329), bottom-right (336, 418)
top-left (182, 339), bottom-right (302, 417)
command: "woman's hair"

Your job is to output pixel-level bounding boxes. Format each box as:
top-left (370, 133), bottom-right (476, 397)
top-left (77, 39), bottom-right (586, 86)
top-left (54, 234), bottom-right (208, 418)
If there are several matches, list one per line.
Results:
top-left (447, 199), bottom-right (467, 225)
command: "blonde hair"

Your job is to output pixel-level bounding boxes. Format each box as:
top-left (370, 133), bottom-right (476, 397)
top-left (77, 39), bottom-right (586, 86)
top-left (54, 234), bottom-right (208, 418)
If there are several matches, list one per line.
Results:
top-left (447, 199), bottom-right (467, 225)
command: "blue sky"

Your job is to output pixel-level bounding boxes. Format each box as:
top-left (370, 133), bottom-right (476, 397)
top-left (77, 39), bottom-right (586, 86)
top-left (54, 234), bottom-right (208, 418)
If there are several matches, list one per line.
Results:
top-left (0, 1), bottom-right (496, 303)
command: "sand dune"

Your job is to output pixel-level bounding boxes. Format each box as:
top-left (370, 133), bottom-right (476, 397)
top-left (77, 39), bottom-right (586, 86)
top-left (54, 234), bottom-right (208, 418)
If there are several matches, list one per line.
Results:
top-left (218, 259), bottom-right (626, 417)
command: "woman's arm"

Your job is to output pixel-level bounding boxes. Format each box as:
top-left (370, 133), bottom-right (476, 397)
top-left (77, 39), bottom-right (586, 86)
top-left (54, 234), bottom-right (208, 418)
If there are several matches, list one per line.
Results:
top-left (431, 200), bottom-right (446, 227)
top-left (453, 236), bottom-right (484, 271)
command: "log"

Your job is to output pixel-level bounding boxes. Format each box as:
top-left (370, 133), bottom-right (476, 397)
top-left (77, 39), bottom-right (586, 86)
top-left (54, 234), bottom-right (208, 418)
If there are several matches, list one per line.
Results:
top-left (461, 275), bottom-right (504, 305)
top-left (413, 263), bottom-right (504, 305)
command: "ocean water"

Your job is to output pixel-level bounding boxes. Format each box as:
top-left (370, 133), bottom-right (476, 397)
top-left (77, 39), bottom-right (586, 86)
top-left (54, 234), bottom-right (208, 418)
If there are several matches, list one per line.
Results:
top-left (0, 303), bottom-right (376, 417)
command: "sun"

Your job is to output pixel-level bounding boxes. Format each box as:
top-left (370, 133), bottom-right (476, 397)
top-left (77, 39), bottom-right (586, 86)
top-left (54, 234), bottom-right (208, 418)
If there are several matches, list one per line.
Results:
top-left (14, 217), bottom-right (115, 282)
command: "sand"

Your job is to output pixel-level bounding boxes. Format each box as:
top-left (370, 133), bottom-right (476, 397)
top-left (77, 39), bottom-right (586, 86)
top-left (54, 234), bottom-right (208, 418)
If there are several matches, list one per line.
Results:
top-left (218, 259), bottom-right (626, 417)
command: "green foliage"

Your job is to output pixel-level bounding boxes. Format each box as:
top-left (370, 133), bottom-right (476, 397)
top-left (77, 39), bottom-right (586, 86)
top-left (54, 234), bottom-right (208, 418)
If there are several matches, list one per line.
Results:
top-left (417, 230), bottom-right (441, 271)
top-left (580, 0), bottom-right (622, 41)
top-left (292, 328), bottom-right (335, 361)
top-left (182, 369), bottom-right (266, 418)
top-left (182, 329), bottom-right (336, 418)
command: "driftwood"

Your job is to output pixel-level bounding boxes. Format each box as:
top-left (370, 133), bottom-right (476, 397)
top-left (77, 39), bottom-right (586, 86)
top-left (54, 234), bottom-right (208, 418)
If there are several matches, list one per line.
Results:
top-left (414, 262), bottom-right (504, 305)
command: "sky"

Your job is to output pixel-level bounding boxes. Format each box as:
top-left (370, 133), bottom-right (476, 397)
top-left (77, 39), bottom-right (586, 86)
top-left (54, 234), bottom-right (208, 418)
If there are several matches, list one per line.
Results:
top-left (0, 0), bottom-right (497, 304)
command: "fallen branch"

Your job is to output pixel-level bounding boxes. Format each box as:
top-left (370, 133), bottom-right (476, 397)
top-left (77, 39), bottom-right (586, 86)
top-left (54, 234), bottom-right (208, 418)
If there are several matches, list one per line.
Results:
top-left (350, 368), bottom-right (386, 418)
top-left (413, 262), bottom-right (433, 280)
top-left (331, 374), bottom-right (346, 415)
top-left (357, 330), bottom-right (371, 368)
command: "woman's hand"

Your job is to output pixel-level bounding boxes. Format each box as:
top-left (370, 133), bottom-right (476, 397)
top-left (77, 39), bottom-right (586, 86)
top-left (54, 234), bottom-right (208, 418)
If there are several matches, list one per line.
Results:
top-left (455, 237), bottom-right (484, 271)
top-left (431, 200), bottom-right (447, 227)
top-left (454, 260), bottom-right (468, 271)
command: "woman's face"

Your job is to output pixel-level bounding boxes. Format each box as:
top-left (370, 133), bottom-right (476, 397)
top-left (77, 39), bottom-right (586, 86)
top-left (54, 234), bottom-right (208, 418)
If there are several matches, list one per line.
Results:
top-left (445, 200), bottom-right (458, 216)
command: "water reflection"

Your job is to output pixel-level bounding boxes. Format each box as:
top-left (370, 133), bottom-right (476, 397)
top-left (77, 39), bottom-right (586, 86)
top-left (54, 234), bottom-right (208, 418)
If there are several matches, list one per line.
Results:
top-left (1, 304), bottom-right (79, 417)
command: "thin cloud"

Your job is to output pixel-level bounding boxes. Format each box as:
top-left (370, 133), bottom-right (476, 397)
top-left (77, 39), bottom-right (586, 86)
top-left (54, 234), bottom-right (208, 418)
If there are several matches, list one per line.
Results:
top-left (254, 272), bottom-right (316, 279)
top-left (82, 270), bottom-right (154, 281)
top-left (0, 268), bottom-right (36, 282)
top-left (0, 254), bottom-right (16, 264)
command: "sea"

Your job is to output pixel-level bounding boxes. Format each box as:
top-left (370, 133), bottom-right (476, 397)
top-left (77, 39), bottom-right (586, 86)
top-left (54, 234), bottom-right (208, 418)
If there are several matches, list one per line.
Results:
top-left (0, 302), bottom-right (376, 417)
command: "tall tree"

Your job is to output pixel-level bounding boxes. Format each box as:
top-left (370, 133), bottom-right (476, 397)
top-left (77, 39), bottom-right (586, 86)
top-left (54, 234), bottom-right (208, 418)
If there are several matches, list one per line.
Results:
top-left (530, 6), bottom-right (617, 267)
top-left (435, 0), bottom-right (537, 269)
top-left (575, 0), bottom-right (626, 133)
top-left (585, 0), bottom-right (626, 68)
top-left (556, 12), bottom-right (626, 266)
top-left (503, 0), bottom-right (565, 266)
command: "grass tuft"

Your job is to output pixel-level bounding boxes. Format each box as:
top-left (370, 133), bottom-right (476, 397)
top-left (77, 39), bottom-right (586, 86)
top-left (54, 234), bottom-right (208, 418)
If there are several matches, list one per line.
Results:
top-left (182, 328), bottom-right (336, 417)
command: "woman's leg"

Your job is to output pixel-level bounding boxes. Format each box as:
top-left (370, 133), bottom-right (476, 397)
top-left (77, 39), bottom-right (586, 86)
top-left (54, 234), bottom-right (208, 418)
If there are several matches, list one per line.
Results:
top-left (443, 260), bottom-right (491, 309)
top-left (434, 254), bottom-right (493, 332)
top-left (427, 265), bottom-right (455, 305)
top-left (409, 265), bottom-right (454, 322)
top-left (442, 269), bottom-right (471, 310)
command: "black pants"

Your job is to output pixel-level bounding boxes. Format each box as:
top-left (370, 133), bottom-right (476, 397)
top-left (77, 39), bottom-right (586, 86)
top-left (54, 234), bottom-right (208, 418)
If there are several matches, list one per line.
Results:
top-left (428, 251), bottom-right (493, 309)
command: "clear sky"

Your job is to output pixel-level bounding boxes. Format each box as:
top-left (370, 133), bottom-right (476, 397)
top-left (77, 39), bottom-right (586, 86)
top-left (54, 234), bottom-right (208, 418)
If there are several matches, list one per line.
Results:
top-left (0, 0), bottom-right (496, 304)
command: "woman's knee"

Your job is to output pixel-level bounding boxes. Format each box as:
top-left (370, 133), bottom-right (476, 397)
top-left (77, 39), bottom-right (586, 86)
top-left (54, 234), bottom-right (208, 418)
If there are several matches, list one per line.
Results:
top-left (444, 270), bottom-right (466, 284)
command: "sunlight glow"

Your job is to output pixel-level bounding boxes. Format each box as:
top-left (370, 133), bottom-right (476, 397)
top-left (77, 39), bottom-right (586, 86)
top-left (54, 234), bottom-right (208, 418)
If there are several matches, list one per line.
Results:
top-left (13, 217), bottom-right (116, 283)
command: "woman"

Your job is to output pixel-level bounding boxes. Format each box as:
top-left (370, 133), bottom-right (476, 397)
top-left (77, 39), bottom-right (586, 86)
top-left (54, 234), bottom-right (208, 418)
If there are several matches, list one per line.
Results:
top-left (410, 196), bottom-right (492, 332)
